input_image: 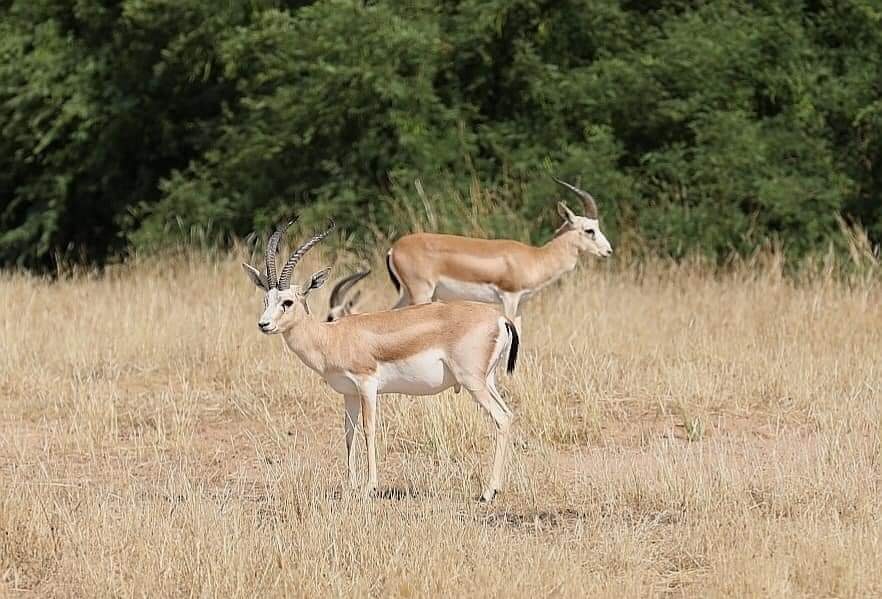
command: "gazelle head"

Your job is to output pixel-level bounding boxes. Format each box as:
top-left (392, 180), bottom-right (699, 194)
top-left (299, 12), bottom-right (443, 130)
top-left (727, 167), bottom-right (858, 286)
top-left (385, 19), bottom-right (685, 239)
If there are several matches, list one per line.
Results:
top-left (242, 218), bottom-right (335, 334)
top-left (325, 269), bottom-right (370, 322)
top-left (552, 176), bottom-right (613, 258)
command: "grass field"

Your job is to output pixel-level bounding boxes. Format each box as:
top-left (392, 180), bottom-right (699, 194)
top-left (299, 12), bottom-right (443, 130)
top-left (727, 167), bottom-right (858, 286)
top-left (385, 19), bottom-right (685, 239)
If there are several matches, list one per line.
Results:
top-left (1, 249), bottom-right (881, 597)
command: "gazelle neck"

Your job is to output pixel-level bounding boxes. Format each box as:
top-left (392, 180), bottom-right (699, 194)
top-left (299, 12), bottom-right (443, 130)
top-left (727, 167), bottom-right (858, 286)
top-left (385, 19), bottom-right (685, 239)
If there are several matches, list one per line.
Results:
top-left (536, 229), bottom-right (582, 280)
top-left (280, 313), bottom-right (330, 375)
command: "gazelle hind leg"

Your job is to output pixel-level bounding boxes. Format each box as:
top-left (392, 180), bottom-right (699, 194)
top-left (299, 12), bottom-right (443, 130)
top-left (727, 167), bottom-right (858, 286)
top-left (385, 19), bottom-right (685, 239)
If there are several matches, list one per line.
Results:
top-left (469, 385), bottom-right (513, 502)
top-left (500, 293), bottom-right (522, 334)
top-left (392, 287), bottom-right (412, 309)
top-left (408, 281), bottom-right (435, 305)
top-left (393, 279), bottom-right (433, 308)
top-left (487, 379), bottom-right (514, 475)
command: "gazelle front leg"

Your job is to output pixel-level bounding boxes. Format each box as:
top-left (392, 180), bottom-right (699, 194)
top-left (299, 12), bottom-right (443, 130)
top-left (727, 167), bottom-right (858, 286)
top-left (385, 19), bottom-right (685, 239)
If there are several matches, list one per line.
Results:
top-left (343, 394), bottom-right (361, 489)
top-left (359, 383), bottom-right (380, 496)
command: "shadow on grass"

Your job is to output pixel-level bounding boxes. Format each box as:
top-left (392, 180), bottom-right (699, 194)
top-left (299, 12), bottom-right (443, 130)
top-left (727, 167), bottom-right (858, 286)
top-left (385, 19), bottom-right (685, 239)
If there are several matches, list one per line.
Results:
top-left (467, 508), bottom-right (590, 531)
top-left (376, 486), bottom-right (428, 501)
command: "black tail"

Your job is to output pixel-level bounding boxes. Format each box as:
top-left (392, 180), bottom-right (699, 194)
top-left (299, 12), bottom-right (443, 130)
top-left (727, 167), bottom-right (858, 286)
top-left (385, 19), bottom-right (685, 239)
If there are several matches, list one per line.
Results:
top-left (504, 321), bottom-right (519, 373)
top-left (386, 251), bottom-right (401, 292)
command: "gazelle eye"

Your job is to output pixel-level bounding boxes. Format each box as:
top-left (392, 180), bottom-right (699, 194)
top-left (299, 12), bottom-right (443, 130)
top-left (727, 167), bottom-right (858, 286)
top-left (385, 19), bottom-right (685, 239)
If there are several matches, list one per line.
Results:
top-left (282, 299), bottom-right (294, 309)
top-left (585, 228), bottom-right (595, 237)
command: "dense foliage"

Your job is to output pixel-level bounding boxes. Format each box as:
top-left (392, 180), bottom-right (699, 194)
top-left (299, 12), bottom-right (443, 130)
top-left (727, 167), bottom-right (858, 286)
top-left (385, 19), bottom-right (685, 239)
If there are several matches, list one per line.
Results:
top-left (2, 0), bottom-right (880, 269)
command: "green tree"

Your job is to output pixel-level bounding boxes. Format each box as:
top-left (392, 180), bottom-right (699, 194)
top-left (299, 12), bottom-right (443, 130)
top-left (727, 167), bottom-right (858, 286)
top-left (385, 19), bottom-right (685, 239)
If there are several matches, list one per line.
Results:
top-left (2, 0), bottom-right (880, 269)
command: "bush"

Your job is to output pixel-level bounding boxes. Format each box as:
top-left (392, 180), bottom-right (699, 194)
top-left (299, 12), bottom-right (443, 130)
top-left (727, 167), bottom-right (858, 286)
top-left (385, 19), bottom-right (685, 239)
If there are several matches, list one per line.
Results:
top-left (2, 0), bottom-right (880, 269)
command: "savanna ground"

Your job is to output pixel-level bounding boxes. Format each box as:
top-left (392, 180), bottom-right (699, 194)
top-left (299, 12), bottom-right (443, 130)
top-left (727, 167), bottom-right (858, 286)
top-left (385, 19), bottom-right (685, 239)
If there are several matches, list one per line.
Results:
top-left (1, 248), bottom-right (881, 597)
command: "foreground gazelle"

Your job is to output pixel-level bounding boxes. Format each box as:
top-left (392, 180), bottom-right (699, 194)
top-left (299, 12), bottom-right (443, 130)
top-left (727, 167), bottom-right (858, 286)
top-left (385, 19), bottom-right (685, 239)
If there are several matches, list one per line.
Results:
top-left (325, 269), bottom-right (370, 322)
top-left (243, 221), bottom-right (519, 501)
top-left (386, 176), bottom-right (613, 330)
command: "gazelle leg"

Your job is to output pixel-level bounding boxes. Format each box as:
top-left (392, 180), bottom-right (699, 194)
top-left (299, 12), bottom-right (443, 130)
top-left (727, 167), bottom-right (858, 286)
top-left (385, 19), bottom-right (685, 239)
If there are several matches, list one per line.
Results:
top-left (360, 385), bottom-right (380, 496)
top-left (470, 386), bottom-right (514, 502)
top-left (343, 394), bottom-right (361, 488)
top-left (488, 383), bottom-right (514, 487)
top-left (501, 293), bottom-right (522, 335)
top-left (407, 281), bottom-right (435, 305)
top-left (392, 288), bottom-right (411, 309)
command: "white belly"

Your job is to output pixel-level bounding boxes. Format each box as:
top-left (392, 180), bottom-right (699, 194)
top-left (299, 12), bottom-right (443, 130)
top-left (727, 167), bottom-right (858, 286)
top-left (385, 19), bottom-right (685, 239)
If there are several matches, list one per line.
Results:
top-left (434, 277), bottom-right (500, 304)
top-left (324, 351), bottom-right (458, 397)
top-left (377, 350), bottom-right (456, 396)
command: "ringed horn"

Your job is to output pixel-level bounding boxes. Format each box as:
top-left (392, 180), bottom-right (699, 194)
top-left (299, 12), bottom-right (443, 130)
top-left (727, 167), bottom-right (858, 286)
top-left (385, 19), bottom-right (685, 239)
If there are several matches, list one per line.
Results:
top-left (277, 219), bottom-right (336, 290)
top-left (551, 176), bottom-right (598, 219)
top-left (265, 218), bottom-right (297, 289)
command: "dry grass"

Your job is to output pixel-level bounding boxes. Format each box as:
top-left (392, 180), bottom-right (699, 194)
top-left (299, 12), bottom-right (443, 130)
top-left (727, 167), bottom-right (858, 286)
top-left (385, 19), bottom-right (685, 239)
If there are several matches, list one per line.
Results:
top-left (1, 250), bottom-right (881, 597)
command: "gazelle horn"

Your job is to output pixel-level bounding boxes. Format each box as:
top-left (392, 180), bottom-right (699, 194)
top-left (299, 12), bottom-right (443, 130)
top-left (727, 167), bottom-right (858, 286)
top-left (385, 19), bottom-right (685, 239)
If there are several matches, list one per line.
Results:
top-left (265, 218), bottom-right (297, 288)
top-left (551, 176), bottom-right (598, 219)
top-left (278, 219), bottom-right (336, 290)
top-left (329, 269), bottom-right (371, 309)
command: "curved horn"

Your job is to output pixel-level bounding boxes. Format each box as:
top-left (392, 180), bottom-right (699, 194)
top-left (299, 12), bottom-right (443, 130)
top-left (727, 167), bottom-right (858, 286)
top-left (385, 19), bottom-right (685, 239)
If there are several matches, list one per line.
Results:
top-left (329, 269), bottom-right (371, 309)
top-left (551, 176), bottom-right (598, 219)
top-left (277, 219), bottom-right (336, 290)
top-left (265, 217), bottom-right (297, 288)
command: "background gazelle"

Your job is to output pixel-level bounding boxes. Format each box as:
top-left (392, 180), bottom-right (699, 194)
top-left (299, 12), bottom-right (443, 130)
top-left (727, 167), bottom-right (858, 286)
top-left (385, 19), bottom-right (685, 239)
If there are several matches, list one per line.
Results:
top-left (386, 176), bottom-right (613, 330)
top-left (243, 220), bottom-right (519, 502)
top-left (325, 269), bottom-right (370, 322)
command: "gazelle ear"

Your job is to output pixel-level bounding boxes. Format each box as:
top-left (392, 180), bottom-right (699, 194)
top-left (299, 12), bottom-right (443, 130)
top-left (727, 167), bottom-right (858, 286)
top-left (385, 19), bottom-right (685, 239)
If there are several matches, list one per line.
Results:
top-left (304, 268), bottom-right (332, 296)
top-left (557, 201), bottom-right (577, 224)
top-left (242, 263), bottom-right (267, 289)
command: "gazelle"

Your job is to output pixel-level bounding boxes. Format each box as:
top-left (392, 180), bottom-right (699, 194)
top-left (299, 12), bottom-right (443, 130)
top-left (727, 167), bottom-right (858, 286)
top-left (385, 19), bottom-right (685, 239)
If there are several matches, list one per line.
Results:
top-left (386, 177), bottom-right (613, 330)
top-left (325, 269), bottom-right (370, 322)
top-left (242, 220), bottom-right (519, 502)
